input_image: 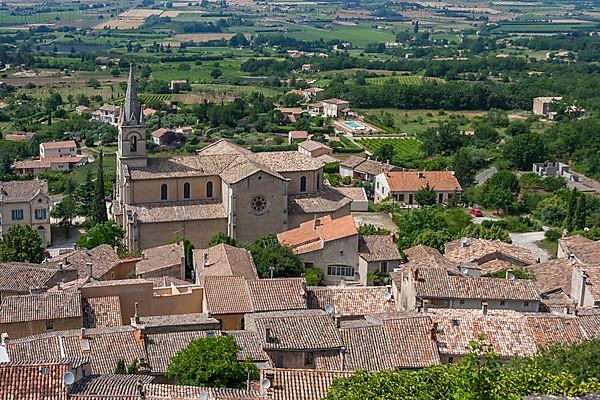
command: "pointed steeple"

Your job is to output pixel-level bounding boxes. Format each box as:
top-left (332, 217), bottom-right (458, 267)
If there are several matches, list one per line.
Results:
top-left (121, 64), bottom-right (143, 126)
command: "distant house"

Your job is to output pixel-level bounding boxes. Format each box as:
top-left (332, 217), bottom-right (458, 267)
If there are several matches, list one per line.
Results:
top-left (0, 262), bottom-right (77, 299)
top-left (374, 171), bottom-right (463, 205)
top-left (288, 130), bottom-right (309, 144)
top-left (340, 156), bottom-right (402, 184)
top-left (193, 243), bottom-right (258, 283)
top-left (277, 107), bottom-right (305, 123)
top-left (557, 236), bottom-right (600, 308)
top-left (75, 105), bottom-right (91, 115)
top-left (322, 98), bottom-right (350, 118)
top-left (0, 180), bottom-right (51, 246)
top-left (150, 128), bottom-right (176, 146)
top-left (169, 79), bottom-right (188, 92)
top-left (333, 186), bottom-right (368, 212)
top-left (358, 235), bottom-right (402, 285)
top-left (40, 140), bottom-right (77, 159)
top-left (143, 108), bottom-right (157, 118)
top-left (4, 132), bottom-right (34, 142)
top-left (15, 140), bottom-right (86, 176)
top-left (297, 140), bottom-right (332, 159)
top-left (303, 87), bottom-right (326, 101)
top-left (301, 63), bottom-right (313, 72)
top-left (91, 104), bottom-right (120, 126)
top-left (136, 242), bottom-right (185, 280)
top-left (532, 96), bottom-right (563, 119)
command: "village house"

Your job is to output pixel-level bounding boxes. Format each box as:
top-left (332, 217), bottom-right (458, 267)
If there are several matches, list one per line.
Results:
top-left (526, 258), bottom-right (579, 313)
top-left (297, 139), bottom-right (333, 159)
top-left (113, 66), bottom-right (352, 251)
top-left (333, 186), bottom-right (368, 212)
top-left (135, 242), bottom-right (186, 280)
top-left (557, 236), bottom-right (600, 308)
top-left (532, 96), bottom-right (563, 119)
top-left (150, 127), bottom-right (178, 146)
top-left (306, 286), bottom-right (397, 317)
top-left (374, 171), bottom-right (463, 205)
top-left (340, 155), bottom-right (402, 184)
top-left (0, 180), bottom-right (51, 245)
top-left (91, 104), bottom-right (121, 126)
top-left (169, 79), bottom-right (188, 92)
top-left (14, 140), bottom-right (87, 176)
top-left (4, 131), bottom-right (34, 142)
top-left (277, 215), bottom-right (359, 285)
top-left (75, 105), bottom-right (91, 115)
top-left (143, 107), bottom-right (157, 118)
top-left (358, 235), bottom-right (402, 285)
top-left (193, 243), bottom-right (258, 283)
top-left (245, 309), bottom-right (344, 369)
top-left (321, 98), bottom-right (350, 118)
top-left (288, 130), bottom-right (310, 144)
top-left (276, 107), bottom-right (305, 123)
top-left (391, 265), bottom-right (540, 312)
top-left (444, 237), bottom-right (536, 276)
top-left (0, 262), bottom-right (77, 300)
top-left (0, 291), bottom-right (83, 339)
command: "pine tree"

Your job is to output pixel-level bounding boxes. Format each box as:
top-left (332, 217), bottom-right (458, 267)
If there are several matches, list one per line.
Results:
top-left (575, 194), bottom-right (587, 230)
top-left (92, 150), bottom-right (108, 225)
top-left (564, 188), bottom-right (578, 231)
top-left (75, 169), bottom-right (94, 218)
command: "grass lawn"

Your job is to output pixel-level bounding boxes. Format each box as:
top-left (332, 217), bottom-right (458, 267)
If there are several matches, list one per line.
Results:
top-left (150, 59), bottom-right (245, 83)
top-left (355, 137), bottom-right (423, 162)
top-left (269, 23), bottom-right (396, 48)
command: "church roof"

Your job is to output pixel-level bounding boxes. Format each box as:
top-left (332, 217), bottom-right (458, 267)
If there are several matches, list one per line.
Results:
top-left (126, 200), bottom-right (227, 223)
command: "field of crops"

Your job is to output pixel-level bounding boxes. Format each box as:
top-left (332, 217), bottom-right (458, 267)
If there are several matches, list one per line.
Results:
top-left (139, 94), bottom-right (171, 103)
top-left (366, 76), bottom-right (444, 86)
top-left (358, 137), bottom-right (422, 161)
top-left (492, 22), bottom-right (594, 33)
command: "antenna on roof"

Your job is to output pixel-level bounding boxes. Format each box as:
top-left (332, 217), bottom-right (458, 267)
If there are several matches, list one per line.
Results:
top-left (261, 378), bottom-right (272, 390)
top-left (324, 304), bottom-right (335, 314)
top-left (298, 288), bottom-right (306, 296)
top-left (63, 371), bottom-right (75, 386)
top-left (384, 289), bottom-right (392, 301)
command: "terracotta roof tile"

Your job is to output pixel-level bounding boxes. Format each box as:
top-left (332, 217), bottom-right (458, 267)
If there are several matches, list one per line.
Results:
top-left (203, 276), bottom-right (252, 314)
top-left (194, 244), bottom-right (258, 281)
top-left (261, 368), bottom-right (351, 400)
top-left (69, 374), bottom-right (154, 397)
top-left (0, 262), bottom-right (72, 293)
top-left (332, 186), bottom-right (366, 202)
top-left (138, 313), bottom-right (219, 331)
top-left (355, 159), bottom-right (398, 177)
top-left (579, 314), bottom-right (600, 340)
top-left (381, 171), bottom-right (462, 192)
top-left (358, 235), bottom-right (402, 262)
top-left (136, 242), bottom-right (184, 276)
top-left (560, 236), bottom-right (600, 265)
top-left (126, 200), bottom-right (227, 223)
top-left (225, 331), bottom-right (271, 363)
top-left (82, 296), bottom-right (122, 329)
top-left (445, 238), bottom-right (536, 273)
top-left (0, 179), bottom-right (48, 202)
top-left (287, 188), bottom-right (352, 215)
top-left (0, 291), bottom-right (82, 324)
top-left (40, 140), bottom-right (76, 150)
top-left (50, 244), bottom-right (121, 279)
top-left (0, 360), bottom-right (70, 400)
top-left (526, 315), bottom-right (584, 348)
top-left (526, 259), bottom-right (576, 295)
top-left (306, 286), bottom-right (396, 316)
top-left (277, 215), bottom-right (357, 254)
top-left (145, 330), bottom-right (216, 373)
top-left (298, 140), bottom-right (332, 152)
top-left (247, 278), bottom-right (307, 312)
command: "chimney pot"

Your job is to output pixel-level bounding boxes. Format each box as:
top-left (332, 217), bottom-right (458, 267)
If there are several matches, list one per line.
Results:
top-left (481, 301), bottom-right (488, 315)
top-left (85, 262), bottom-right (93, 279)
top-left (423, 299), bottom-right (430, 314)
top-left (80, 328), bottom-right (86, 339)
top-left (430, 322), bottom-right (438, 341)
top-left (203, 252), bottom-right (209, 267)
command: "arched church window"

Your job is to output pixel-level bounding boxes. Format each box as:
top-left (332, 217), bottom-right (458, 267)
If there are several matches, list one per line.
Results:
top-left (206, 181), bottom-right (213, 198)
top-left (184, 182), bottom-right (191, 199)
top-left (300, 176), bottom-right (307, 192)
top-left (130, 135), bottom-right (138, 152)
top-left (161, 184), bottom-right (168, 200)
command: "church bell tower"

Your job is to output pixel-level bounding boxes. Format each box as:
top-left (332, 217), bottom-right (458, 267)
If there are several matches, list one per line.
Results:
top-left (117, 64), bottom-right (147, 168)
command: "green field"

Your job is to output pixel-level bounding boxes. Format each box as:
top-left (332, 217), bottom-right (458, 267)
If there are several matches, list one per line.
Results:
top-left (357, 137), bottom-right (422, 161)
top-left (270, 24), bottom-right (396, 48)
top-left (139, 94), bottom-right (171, 103)
top-left (492, 22), bottom-right (596, 33)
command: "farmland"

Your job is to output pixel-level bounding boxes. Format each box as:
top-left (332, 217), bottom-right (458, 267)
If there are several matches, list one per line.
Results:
top-left (357, 137), bottom-right (423, 163)
top-left (366, 76), bottom-right (445, 86)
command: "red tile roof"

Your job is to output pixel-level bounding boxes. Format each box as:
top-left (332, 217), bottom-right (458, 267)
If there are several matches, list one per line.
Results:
top-left (277, 215), bottom-right (357, 254)
top-left (381, 171), bottom-right (462, 192)
top-left (261, 368), bottom-right (352, 400)
top-left (0, 360), bottom-right (70, 400)
top-left (307, 286), bottom-right (396, 316)
top-left (40, 140), bottom-right (76, 150)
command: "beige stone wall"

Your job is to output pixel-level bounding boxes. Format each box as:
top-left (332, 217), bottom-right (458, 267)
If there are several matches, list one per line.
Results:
top-left (130, 176), bottom-right (221, 204)
top-left (1, 193), bottom-right (51, 246)
top-left (136, 218), bottom-right (228, 251)
top-left (151, 286), bottom-right (203, 315)
top-left (267, 350), bottom-right (338, 369)
top-left (81, 281), bottom-right (154, 325)
top-left (40, 145), bottom-right (76, 159)
top-left (297, 235), bottom-right (359, 285)
top-left (99, 260), bottom-right (137, 281)
top-left (282, 168), bottom-right (324, 195)
top-left (0, 316), bottom-right (82, 339)
top-left (213, 313), bottom-right (245, 330)
top-left (231, 172), bottom-right (287, 244)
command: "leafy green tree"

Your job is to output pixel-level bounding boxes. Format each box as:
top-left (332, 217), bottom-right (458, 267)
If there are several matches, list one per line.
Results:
top-left (91, 150), bottom-right (108, 225)
top-left (358, 224), bottom-right (390, 236)
top-left (454, 336), bottom-right (501, 400)
top-left (481, 186), bottom-right (514, 214)
top-left (503, 134), bottom-right (546, 170)
top-left (115, 359), bottom-right (127, 374)
top-left (419, 122), bottom-right (464, 156)
top-left (374, 143), bottom-right (395, 163)
top-left (246, 235), bottom-right (303, 278)
top-left (412, 228), bottom-right (453, 252)
top-left (415, 183), bottom-right (437, 207)
top-left (485, 171), bottom-right (520, 194)
top-left (166, 336), bottom-right (258, 388)
top-left (474, 123), bottom-right (498, 145)
top-left (0, 225), bottom-right (44, 263)
top-left (210, 68), bottom-right (223, 79)
top-left (127, 359), bottom-right (140, 374)
top-left (564, 188), bottom-right (579, 231)
top-left (51, 195), bottom-right (77, 238)
top-left (77, 221), bottom-right (124, 251)
top-left (230, 32), bottom-right (249, 47)
top-left (459, 224), bottom-right (511, 243)
top-left (452, 148), bottom-right (478, 188)
top-left (75, 170), bottom-right (94, 218)
top-left (394, 208), bottom-right (447, 250)
top-left (305, 267), bottom-right (323, 286)
top-left (208, 232), bottom-right (237, 247)
top-left (505, 120), bottom-right (530, 136)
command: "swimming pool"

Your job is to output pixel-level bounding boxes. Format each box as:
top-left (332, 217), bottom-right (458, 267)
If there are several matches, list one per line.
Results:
top-left (344, 121), bottom-right (367, 130)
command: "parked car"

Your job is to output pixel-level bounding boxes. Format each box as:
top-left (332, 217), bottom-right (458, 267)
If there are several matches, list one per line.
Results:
top-left (470, 208), bottom-right (483, 217)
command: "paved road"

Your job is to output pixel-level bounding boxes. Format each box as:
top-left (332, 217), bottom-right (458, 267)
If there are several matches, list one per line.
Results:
top-left (510, 231), bottom-right (550, 262)
top-left (475, 167), bottom-right (497, 186)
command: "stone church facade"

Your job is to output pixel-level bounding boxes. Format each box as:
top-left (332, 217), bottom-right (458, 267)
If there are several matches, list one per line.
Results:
top-left (113, 66), bottom-right (351, 251)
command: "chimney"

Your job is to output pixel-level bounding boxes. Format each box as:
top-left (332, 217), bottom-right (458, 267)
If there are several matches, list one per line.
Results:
top-left (335, 315), bottom-right (341, 328)
top-left (203, 252), bottom-right (209, 267)
top-left (58, 262), bottom-right (63, 270)
top-left (85, 262), bottom-right (93, 279)
top-left (460, 237), bottom-right (468, 248)
top-left (113, 246), bottom-right (119, 256)
top-left (57, 280), bottom-right (64, 291)
top-left (418, 172), bottom-right (424, 178)
top-left (132, 302), bottom-right (140, 325)
top-left (580, 271), bottom-right (588, 306)
top-left (80, 328), bottom-right (86, 339)
top-left (430, 322), bottom-right (438, 341)
top-left (412, 268), bottom-right (419, 282)
top-left (506, 269), bottom-right (515, 280)
top-left (42, 258), bottom-right (48, 266)
top-left (339, 347), bottom-right (346, 371)
top-left (1, 332), bottom-right (9, 346)
top-left (481, 300), bottom-right (488, 315)
top-left (422, 299), bottom-right (430, 314)
top-left (265, 327), bottom-right (272, 343)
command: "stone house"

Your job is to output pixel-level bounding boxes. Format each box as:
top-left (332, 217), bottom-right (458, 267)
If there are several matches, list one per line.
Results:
top-left (374, 170), bottom-right (463, 205)
top-left (0, 262), bottom-right (77, 300)
top-left (297, 140), bottom-right (332, 159)
top-left (0, 180), bottom-right (51, 246)
top-left (340, 155), bottom-right (401, 184)
top-left (321, 98), bottom-right (350, 118)
top-left (135, 242), bottom-right (186, 280)
top-left (357, 235), bottom-right (402, 285)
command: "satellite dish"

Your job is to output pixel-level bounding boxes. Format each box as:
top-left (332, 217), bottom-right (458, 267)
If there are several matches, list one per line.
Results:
top-left (324, 304), bottom-right (335, 314)
top-left (298, 288), bottom-right (306, 296)
top-left (63, 371), bottom-right (75, 386)
top-left (261, 378), bottom-right (272, 389)
top-left (384, 291), bottom-right (392, 301)
top-left (199, 391), bottom-right (209, 400)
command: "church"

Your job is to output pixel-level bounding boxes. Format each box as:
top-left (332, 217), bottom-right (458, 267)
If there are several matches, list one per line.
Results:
top-left (113, 66), bottom-right (352, 251)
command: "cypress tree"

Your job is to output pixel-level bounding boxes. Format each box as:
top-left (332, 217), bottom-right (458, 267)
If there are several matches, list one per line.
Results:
top-left (564, 188), bottom-right (578, 231)
top-left (92, 150), bottom-right (108, 225)
top-left (575, 194), bottom-right (587, 230)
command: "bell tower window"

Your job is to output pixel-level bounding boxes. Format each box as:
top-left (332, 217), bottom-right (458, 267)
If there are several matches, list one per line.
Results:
top-left (184, 182), bottom-right (191, 199)
top-left (161, 184), bottom-right (168, 200)
top-left (206, 181), bottom-right (213, 198)
top-left (300, 176), bottom-right (307, 192)
top-left (130, 135), bottom-right (137, 152)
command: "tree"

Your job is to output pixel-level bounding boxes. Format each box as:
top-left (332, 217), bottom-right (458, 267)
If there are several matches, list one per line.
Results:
top-left (87, 78), bottom-right (101, 89)
top-left (459, 224), bottom-right (511, 243)
top-left (374, 143), bottom-right (395, 163)
top-left (246, 235), bottom-right (303, 278)
top-left (0, 225), bottom-right (44, 263)
top-left (412, 228), bottom-right (453, 252)
top-left (564, 188), bottom-right (579, 231)
top-left (75, 169), bottom-right (94, 218)
top-left (77, 221), bottom-right (124, 251)
top-left (358, 224), bottom-right (390, 236)
top-left (209, 232), bottom-right (237, 247)
top-left (453, 148), bottom-right (478, 188)
top-left (230, 32), bottom-right (249, 47)
top-left (166, 336), bottom-right (258, 388)
top-left (575, 193), bottom-right (587, 230)
top-left (210, 68), bottom-right (223, 79)
top-left (91, 150), bottom-right (108, 225)
top-left (505, 120), bottom-right (530, 136)
top-left (415, 183), bottom-right (437, 207)
top-left (503, 134), bottom-right (546, 170)
top-left (484, 170), bottom-right (520, 194)
top-left (473, 123), bottom-right (498, 145)
top-left (481, 186), bottom-right (514, 214)
top-left (419, 122), bottom-right (464, 156)
top-left (115, 359), bottom-right (127, 374)
top-left (51, 195), bottom-right (77, 238)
